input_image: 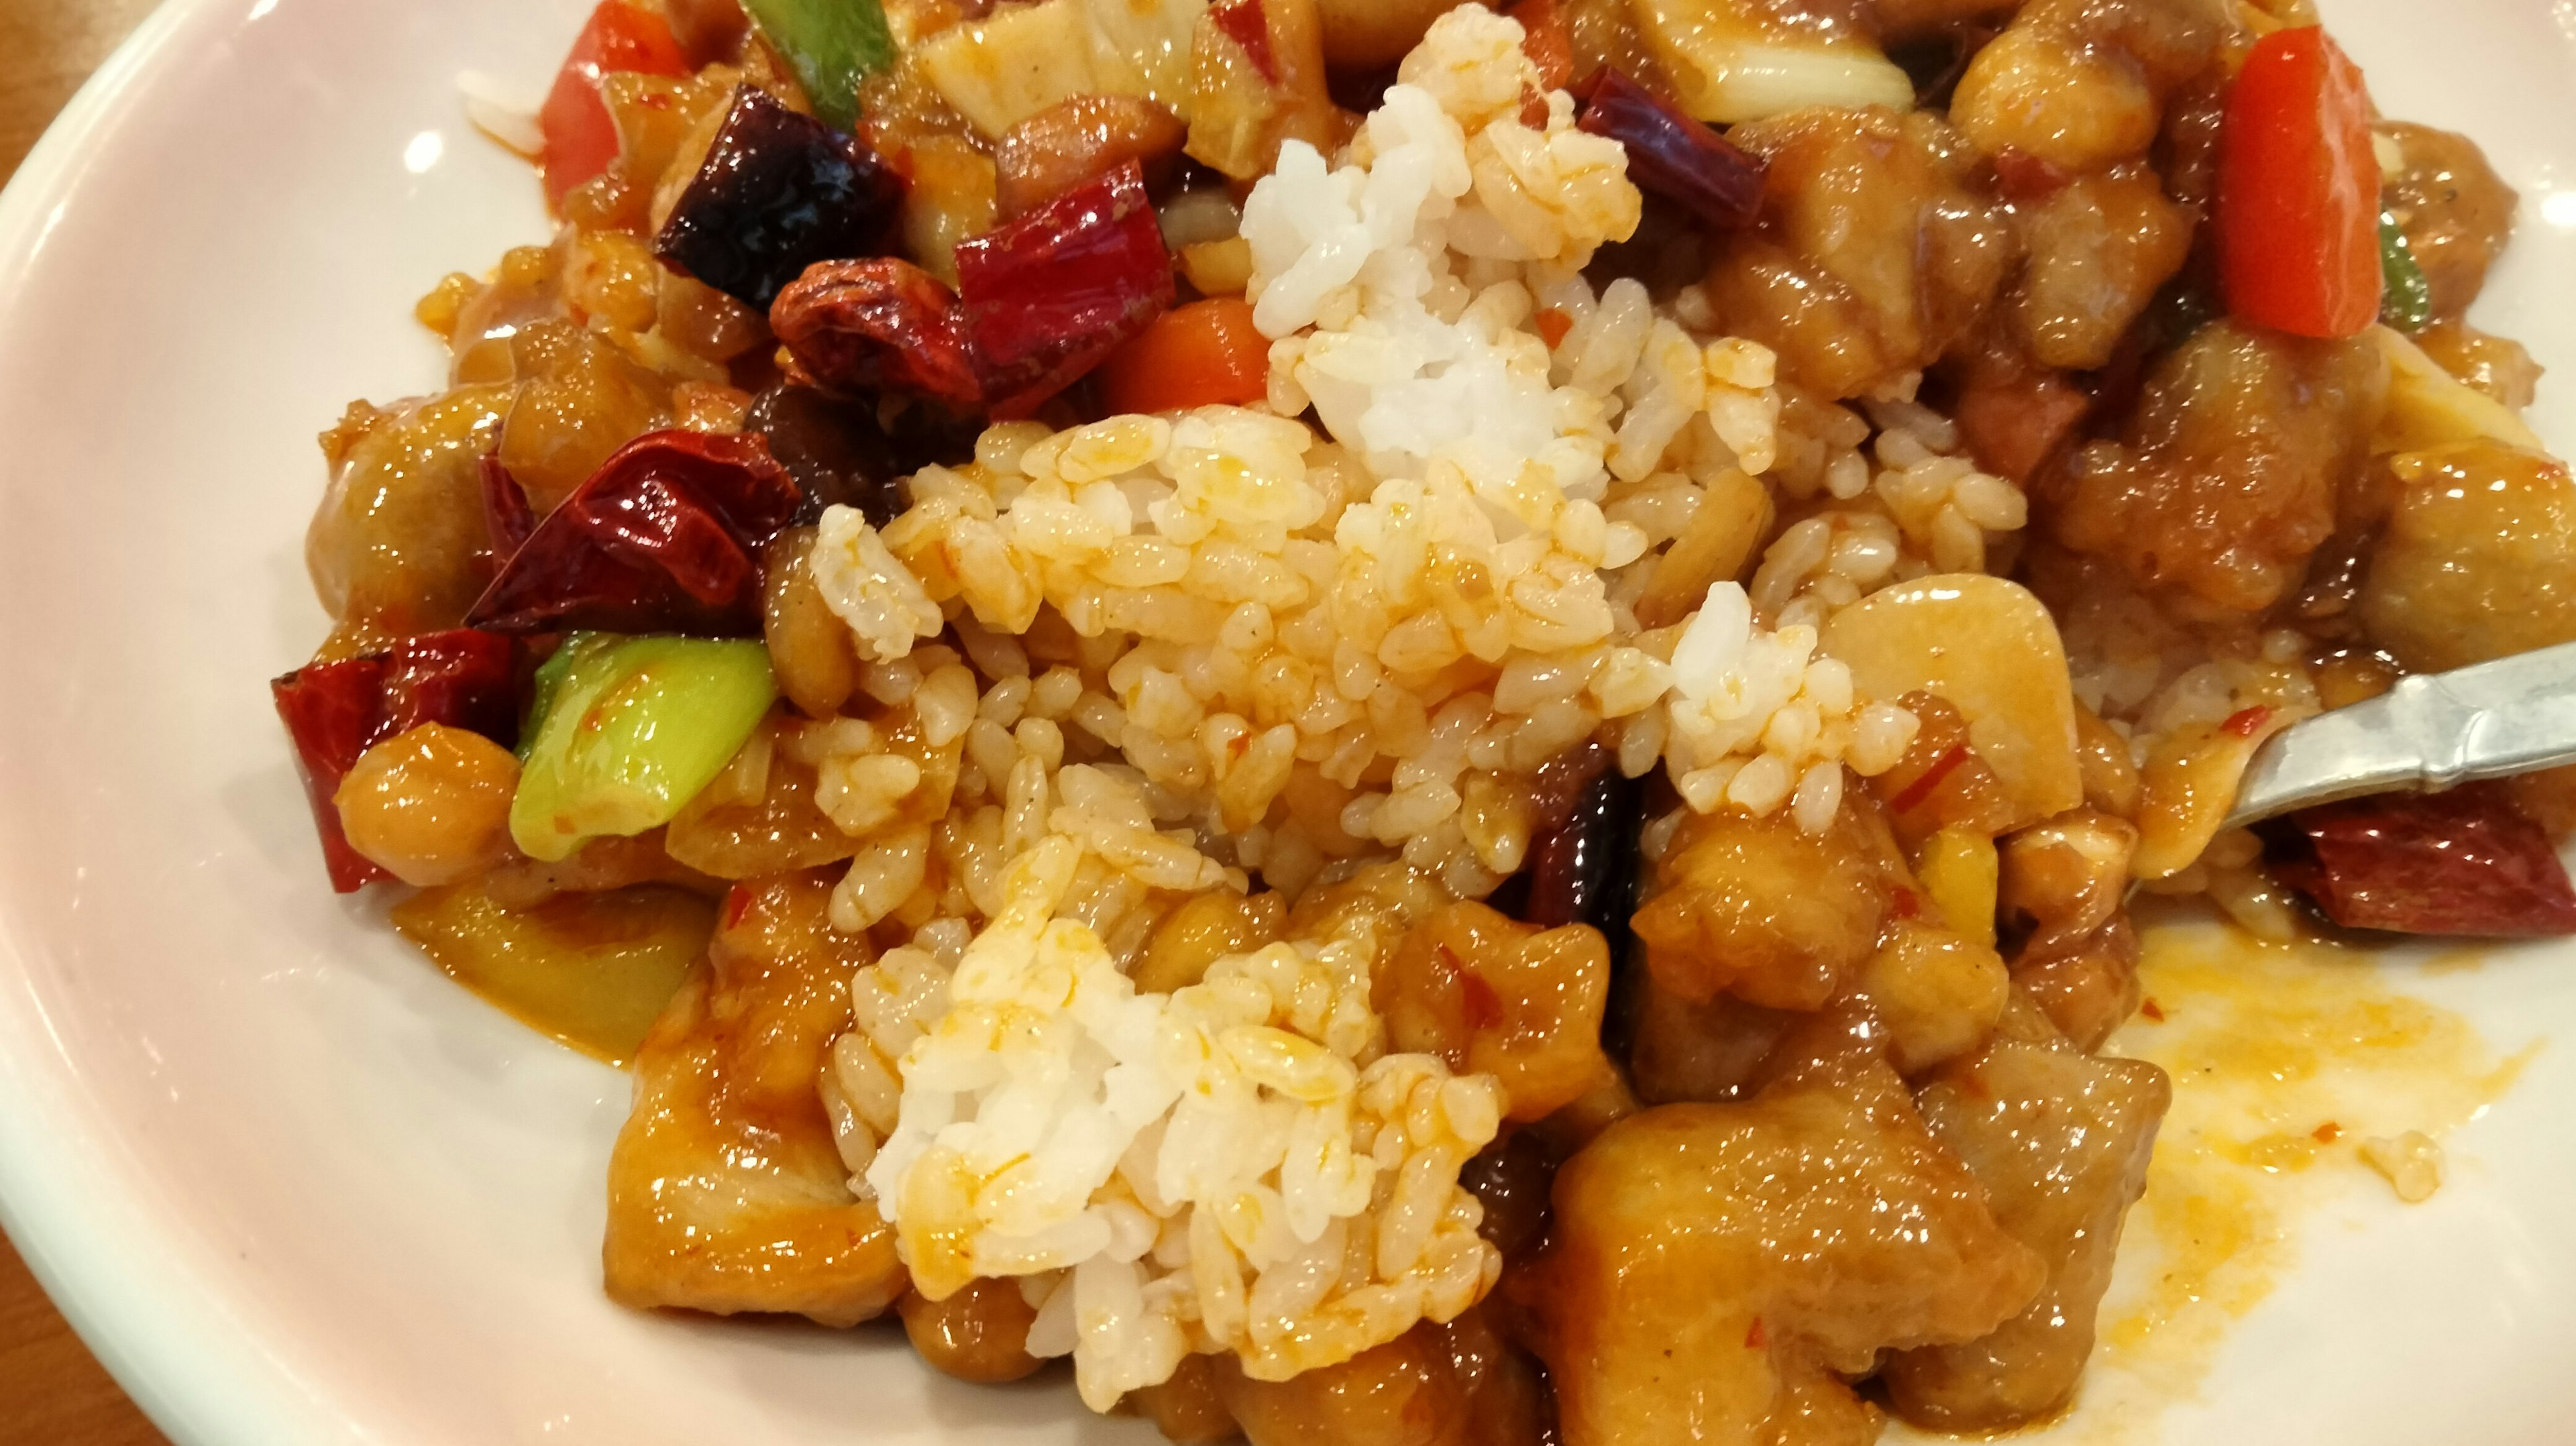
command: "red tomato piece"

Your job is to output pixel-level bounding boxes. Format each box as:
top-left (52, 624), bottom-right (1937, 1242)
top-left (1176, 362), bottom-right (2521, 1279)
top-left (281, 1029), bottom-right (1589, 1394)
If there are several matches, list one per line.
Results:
top-left (1097, 298), bottom-right (1271, 416)
top-left (539, 1), bottom-right (690, 211)
top-left (2215, 27), bottom-right (2381, 339)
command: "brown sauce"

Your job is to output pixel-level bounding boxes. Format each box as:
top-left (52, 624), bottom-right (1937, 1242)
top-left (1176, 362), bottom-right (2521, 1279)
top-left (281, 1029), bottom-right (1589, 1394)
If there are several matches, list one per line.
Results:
top-left (391, 883), bottom-right (716, 1066)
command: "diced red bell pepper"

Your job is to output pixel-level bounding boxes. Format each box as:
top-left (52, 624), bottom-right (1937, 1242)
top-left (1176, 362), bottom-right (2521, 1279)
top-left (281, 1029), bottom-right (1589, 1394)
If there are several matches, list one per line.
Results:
top-left (540, 1), bottom-right (690, 211)
top-left (2270, 783), bottom-right (2576, 937)
top-left (1097, 299), bottom-right (1271, 415)
top-left (2215, 27), bottom-right (2381, 339)
top-left (955, 161), bottom-right (1175, 419)
top-left (272, 630), bottom-right (519, 893)
top-left (468, 430), bottom-right (804, 636)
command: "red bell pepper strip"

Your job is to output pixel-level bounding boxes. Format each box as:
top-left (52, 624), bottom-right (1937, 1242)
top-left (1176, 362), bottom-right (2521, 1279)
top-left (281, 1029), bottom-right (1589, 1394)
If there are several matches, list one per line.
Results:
top-left (2215, 27), bottom-right (2381, 339)
top-left (467, 431), bottom-right (804, 637)
top-left (1097, 299), bottom-right (1271, 416)
top-left (2271, 784), bottom-right (2576, 937)
top-left (539, 1), bottom-right (690, 211)
top-left (272, 630), bottom-right (519, 893)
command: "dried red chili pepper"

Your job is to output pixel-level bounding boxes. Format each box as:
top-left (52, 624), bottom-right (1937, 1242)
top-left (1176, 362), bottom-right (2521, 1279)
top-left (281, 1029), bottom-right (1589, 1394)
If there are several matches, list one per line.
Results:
top-left (468, 430), bottom-right (804, 636)
top-left (2269, 783), bottom-right (2576, 936)
top-left (954, 160), bottom-right (1175, 419)
top-left (272, 629), bottom-right (519, 893)
top-left (480, 453), bottom-right (537, 558)
top-left (1576, 68), bottom-right (1766, 235)
top-left (770, 258), bottom-right (984, 411)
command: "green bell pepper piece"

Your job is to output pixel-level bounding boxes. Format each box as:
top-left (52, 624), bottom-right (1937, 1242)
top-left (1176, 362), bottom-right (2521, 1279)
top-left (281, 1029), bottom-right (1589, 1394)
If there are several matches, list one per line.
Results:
top-left (741, 0), bottom-right (896, 131)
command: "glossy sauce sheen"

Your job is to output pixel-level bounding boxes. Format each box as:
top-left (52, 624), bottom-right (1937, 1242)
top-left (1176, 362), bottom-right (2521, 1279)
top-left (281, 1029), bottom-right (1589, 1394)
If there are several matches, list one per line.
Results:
top-left (2023, 915), bottom-right (2532, 1443)
top-left (390, 883), bottom-right (715, 1065)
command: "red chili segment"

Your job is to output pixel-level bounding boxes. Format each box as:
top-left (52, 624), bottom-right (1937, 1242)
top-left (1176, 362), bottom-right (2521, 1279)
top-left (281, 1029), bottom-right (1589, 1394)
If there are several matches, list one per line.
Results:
top-left (271, 630), bottom-right (520, 893)
top-left (2271, 783), bottom-right (2576, 936)
top-left (468, 431), bottom-right (805, 636)
top-left (955, 161), bottom-right (1176, 419)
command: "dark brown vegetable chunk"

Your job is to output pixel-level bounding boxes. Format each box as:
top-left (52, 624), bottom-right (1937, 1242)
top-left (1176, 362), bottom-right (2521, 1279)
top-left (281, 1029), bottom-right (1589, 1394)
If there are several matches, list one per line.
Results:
top-left (1884, 1040), bottom-right (2169, 1431)
top-left (1707, 107), bottom-right (2012, 398)
top-left (1524, 1058), bottom-right (2043, 1446)
top-left (653, 87), bottom-right (906, 311)
top-left (2044, 318), bottom-right (2387, 617)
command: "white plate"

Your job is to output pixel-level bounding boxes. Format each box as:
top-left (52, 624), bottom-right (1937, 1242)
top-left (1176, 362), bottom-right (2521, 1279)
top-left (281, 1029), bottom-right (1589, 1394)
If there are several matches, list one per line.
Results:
top-left (1, 1), bottom-right (2573, 1442)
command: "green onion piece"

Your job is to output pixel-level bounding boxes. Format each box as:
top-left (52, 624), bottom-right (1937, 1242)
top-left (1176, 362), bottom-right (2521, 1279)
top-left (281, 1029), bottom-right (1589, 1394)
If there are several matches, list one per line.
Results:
top-left (2379, 211), bottom-right (2434, 334)
top-left (510, 633), bottom-right (778, 862)
top-left (740, 0), bottom-right (896, 131)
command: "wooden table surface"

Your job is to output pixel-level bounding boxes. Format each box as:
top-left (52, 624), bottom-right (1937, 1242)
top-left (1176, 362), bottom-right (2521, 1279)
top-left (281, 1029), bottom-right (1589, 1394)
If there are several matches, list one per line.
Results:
top-left (0, 5), bottom-right (183, 1441)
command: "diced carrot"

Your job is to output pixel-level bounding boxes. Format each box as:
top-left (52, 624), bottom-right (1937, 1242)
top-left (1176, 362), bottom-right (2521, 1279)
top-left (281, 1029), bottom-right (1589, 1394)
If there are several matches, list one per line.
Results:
top-left (1097, 298), bottom-right (1271, 415)
top-left (1506, 0), bottom-right (1574, 93)
top-left (1534, 307), bottom-right (1574, 348)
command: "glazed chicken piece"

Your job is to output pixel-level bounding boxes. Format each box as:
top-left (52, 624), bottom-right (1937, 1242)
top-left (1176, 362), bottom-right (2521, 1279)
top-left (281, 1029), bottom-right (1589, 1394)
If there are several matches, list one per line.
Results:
top-left (2044, 318), bottom-right (2389, 618)
top-left (1217, 1304), bottom-right (1554, 1446)
top-left (1525, 1056), bottom-right (2043, 1446)
top-left (1948, 0), bottom-right (2224, 174)
top-left (1706, 106), bottom-right (2012, 399)
top-left (1626, 978), bottom-right (1794, 1105)
top-left (1377, 900), bottom-right (1617, 1121)
top-left (2008, 164), bottom-right (2192, 370)
top-left (1631, 798), bottom-right (1909, 1011)
top-left (306, 386), bottom-right (513, 653)
top-left (602, 870), bottom-right (905, 1326)
top-left (2359, 442), bottom-right (2576, 676)
top-left (1884, 1039), bottom-right (2170, 1431)
top-left (2378, 122), bottom-right (2518, 323)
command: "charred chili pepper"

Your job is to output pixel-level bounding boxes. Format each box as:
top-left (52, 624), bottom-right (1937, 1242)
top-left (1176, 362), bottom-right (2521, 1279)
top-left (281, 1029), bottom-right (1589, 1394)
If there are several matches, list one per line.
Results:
top-left (653, 87), bottom-right (904, 311)
top-left (954, 160), bottom-right (1175, 419)
top-left (770, 258), bottom-right (985, 412)
top-left (272, 628), bottom-right (519, 892)
top-left (2267, 783), bottom-right (2576, 936)
top-left (467, 430), bottom-right (804, 637)
top-left (1576, 68), bottom-right (1766, 235)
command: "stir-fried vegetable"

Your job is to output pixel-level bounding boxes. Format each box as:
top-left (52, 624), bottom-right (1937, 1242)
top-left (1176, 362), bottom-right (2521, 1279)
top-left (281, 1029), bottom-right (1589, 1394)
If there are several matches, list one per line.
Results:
top-left (772, 258), bottom-right (985, 411)
top-left (653, 87), bottom-right (905, 311)
top-left (2377, 211), bottom-right (2434, 334)
top-left (2215, 26), bottom-right (2381, 339)
top-left (737, 0), bottom-right (895, 131)
top-left (1576, 67), bottom-right (1766, 233)
top-left (511, 634), bottom-right (779, 863)
top-left (1097, 298), bottom-right (1271, 414)
top-left (392, 883), bottom-right (716, 1064)
top-left (471, 430), bottom-right (804, 637)
top-left (539, 1), bottom-right (691, 210)
top-left (272, 630), bottom-right (520, 891)
top-left (955, 161), bottom-right (1175, 416)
